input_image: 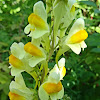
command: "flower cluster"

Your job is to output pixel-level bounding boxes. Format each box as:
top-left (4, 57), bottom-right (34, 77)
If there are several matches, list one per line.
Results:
top-left (8, 0), bottom-right (88, 100)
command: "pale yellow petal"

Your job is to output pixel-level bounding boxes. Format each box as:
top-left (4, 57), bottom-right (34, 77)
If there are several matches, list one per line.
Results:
top-left (29, 28), bottom-right (49, 39)
top-left (67, 44), bottom-right (81, 54)
top-left (80, 41), bottom-right (87, 50)
top-left (39, 84), bottom-right (49, 100)
top-left (10, 42), bottom-right (25, 59)
top-left (29, 56), bottom-right (46, 67)
top-left (48, 72), bottom-right (60, 84)
top-left (58, 58), bottom-right (65, 69)
top-left (24, 24), bottom-right (31, 34)
top-left (56, 86), bottom-right (64, 99)
top-left (34, 1), bottom-right (47, 22)
top-left (11, 67), bottom-right (24, 76)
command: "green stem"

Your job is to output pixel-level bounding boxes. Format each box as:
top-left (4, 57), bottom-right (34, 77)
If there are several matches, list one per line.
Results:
top-left (41, 61), bottom-right (48, 84)
top-left (27, 71), bottom-right (38, 89)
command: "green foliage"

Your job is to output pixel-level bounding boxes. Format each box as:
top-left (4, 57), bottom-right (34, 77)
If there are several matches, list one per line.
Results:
top-left (0, 62), bottom-right (12, 100)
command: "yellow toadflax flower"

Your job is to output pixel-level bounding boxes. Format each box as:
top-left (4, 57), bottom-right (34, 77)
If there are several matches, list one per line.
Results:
top-left (24, 1), bottom-right (49, 39)
top-left (24, 42), bottom-right (46, 67)
top-left (50, 58), bottom-right (66, 80)
top-left (39, 74), bottom-right (64, 100)
top-left (9, 42), bottom-right (40, 76)
top-left (64, 18), bottom-right (88, 54)
top-left (9, 42), bottom-right (46, 76)
top-left (39, 59), bottom-right (65, 100)
top-left (8, 74), bottom-right (34, 100)
top-left (9, 42), bottom-right (26, 76)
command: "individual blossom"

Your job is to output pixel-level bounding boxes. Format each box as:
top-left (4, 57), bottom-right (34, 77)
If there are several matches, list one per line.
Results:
top-left (63, 18), bottom-right (88, 54)
top-left (50, 58), bottom-right (66, 80)
top-left (8, 74), bottom-right (34, 100)
top-left (9, 42), bottom-right (32, 76)
top-left (39, 71), bottom-right (64, 100)
top-left (24, 1), bottom-right (49, 39)
top-left (39, 58), bottom-right (66, 100)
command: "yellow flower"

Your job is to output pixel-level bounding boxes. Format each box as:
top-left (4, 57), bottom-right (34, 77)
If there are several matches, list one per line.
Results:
top-left (64, 18), bottom-right (88, 54)
top-left (39, 58), bottom-right (66, 100)
top-left (42, 81), bottom-right (62, 94)
top-left (9, 42), bottom-right (35, 76)
top-left (24, 1), bottom-right (49, 39)
top-left (8, 74), bottom-right (34, 100)
top-left (39, 72), bottom-right (64, 100)
top-left (50, 58), bottom-right (66, 80)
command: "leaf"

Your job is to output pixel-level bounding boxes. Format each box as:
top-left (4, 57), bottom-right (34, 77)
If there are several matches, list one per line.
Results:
top-left (0, 71), bottom-right (11, 84)
top-left (79, 1), bottom-right (97, 7)
top-left (85, 56), bottom-right (94, 64)
top-left (86, 33), bottom-right (100, 46)
top-left (3, 82), bottom-right (10, 95)
top-left (0, 63), bottom-right (10, 73)
top-left (0, 42), bottom-right (8, 47)
top-left (95, 27), bottom-right (100, 33)
top-left (94, 9), bottom-right (100, 14)
top-left (0, 92), bottom-right (8, 100)
top-left (91, 48), bottom-right (100, 53)
top-left (92, 64), bottom-right (100, 74)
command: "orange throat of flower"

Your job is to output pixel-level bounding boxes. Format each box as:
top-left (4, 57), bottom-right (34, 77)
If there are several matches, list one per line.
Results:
top-left (68, 30), bottom-right (88, 44)
top-left (43, 81), bottom-right (62, 94)
top-left (9, 55), bottom-right (24, 69)
top-left (8, 92), bottom-right (26, 100)
top-left (24, 42), bottom-right (43, 57)
top-left (28, 13), bottom-right (47, 29)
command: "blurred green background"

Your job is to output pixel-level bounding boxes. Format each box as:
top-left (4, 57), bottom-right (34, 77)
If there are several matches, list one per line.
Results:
top-left (0, 0), bottom-right (100, 100)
